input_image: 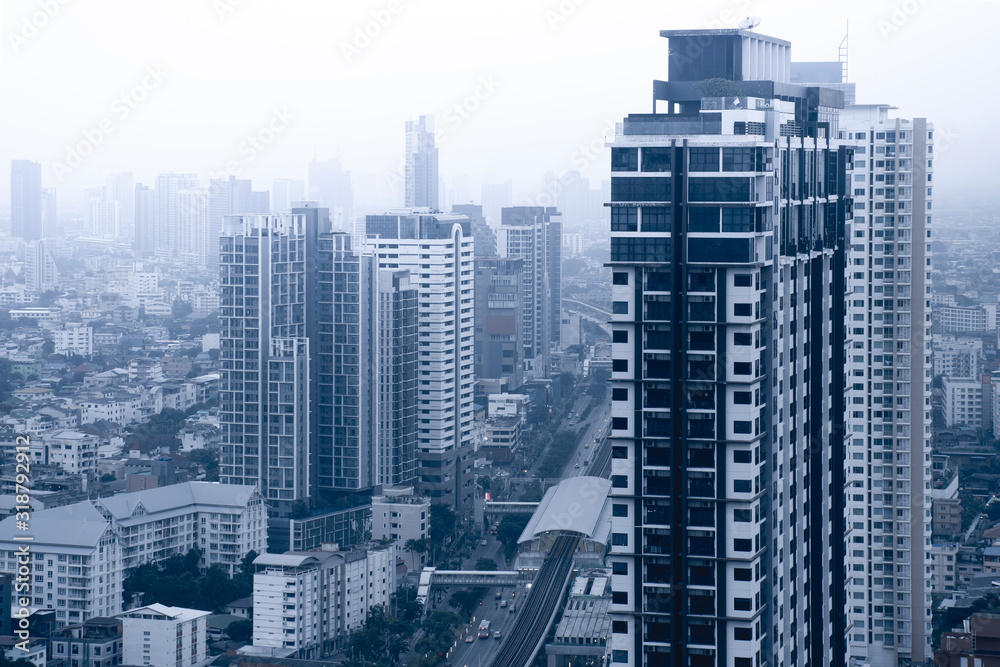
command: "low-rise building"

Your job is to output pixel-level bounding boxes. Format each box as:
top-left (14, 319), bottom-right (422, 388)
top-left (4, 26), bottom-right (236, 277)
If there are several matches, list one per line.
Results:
top-left (929, 543), bottom-right (960, 594)
top-left (934, 335), bottom-right (984, 379)
top-left (120, 603), bottom-right (210, 667)
top-left (49, 616), bottom-right (123, 667)
top-left (483, 416), bottom-right (522, 462)
top-left (943, 377), bottom-right (985, 429)
top-left (487, 393), bottom-right (530, 421)
top-left (54, 324), bottom-right (94, 357)
top-left (371, 488), bottom-right (428, 550)
top-left (43, 430), bottom-right (100, 477)
top-left (935, 613), bottom-right (1000, 666)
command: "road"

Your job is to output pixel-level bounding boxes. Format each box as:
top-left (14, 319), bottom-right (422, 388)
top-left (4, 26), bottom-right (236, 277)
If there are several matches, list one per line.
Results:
top-left (441, 581), bottom-right (530, 667)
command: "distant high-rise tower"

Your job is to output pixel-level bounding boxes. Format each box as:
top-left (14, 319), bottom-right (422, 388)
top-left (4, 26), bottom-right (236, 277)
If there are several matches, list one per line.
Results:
top-left (108, 172), bottom-right (134, 239)
top-left (498, 206), bottom-right (561, 378)
top-left (10, 160), bottom-right (42, 241)
top-left (404, 116), bottom-right (439, 211)
top-left (308, 158), bottom-right (353, 227)
top-left (606, 28), bottom-right (852, 667)
top-left (365, 211), bottom-right (474, 511)
top-left (86, 187), bottom-right (119, 237)
top-left (474, 257), bottom-right (524, 399)
top-left (480, 180), bottom-right (512, 226)
top-left (134, 184), bottom-right (156, 258)
top-left (154, 173), bottom-right (199, 258)
top-left (272, 178), bottom-right (306, 212)
top-left (24, 240), bottom-right (59, 292)
top-left (41, 188), bottom-right (57, 238)
top-left (452, 203), bottom-right (496, 258)
top-left (177, 188), bottom-right (210, 267)
top-left (208, 176), bottom-right (263, 272)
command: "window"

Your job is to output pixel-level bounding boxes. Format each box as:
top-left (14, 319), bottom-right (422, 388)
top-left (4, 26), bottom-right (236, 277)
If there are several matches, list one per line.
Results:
top-left (612, 388), bottom-right (628, 401)
top-left (733, 303), bottom-right (752, 317)
top-left (733, 392), bottom-right (752, 405)
top-left (689, 177), bottom-right (752, 202)
top-left (733, 598), bottom-right (752, 611)
top-left (611, 533), bottom-right (628, 546)
top-left (611, 147), bottom-right (638, 171)
top-left (612, 177), bottom-right (671, 201)
top-left (611, 475), bottom-right (627, 488)
top-left (733, 332), bottom-right (751, 346)
top-left (733, 362), bottom-right (752, 375)
top-left (612, 301), bottom-right (629, 314)
top-left (612, 359), bottom-right (628, 372)
top-left (733, 480), bottom-right (752, 493)
top-left (611, 206), bottom-right (638, 231)
top-left (688, 207), bottom-right (720, 232)
top-left (689, 237), bottom-right (753, 263)
top-left (722, 147), bottom-right (755, 171)
top-left (733, 420), bottom-right (752, 434)
top-left (733, 449), bottom-right (751, 463)
top-left (733, 273), bottom-right (752, 287)
top-left (733, 568), bottom-right (752, 581)
top-left (611, 237), bottom-right (670, 262)
top-left (642, 206), bottom-right (671, 232)
top-left (612, 504), bottom-right (628, 517)
top-left (721, 207), bottom-right (753, 232)
top-left (612, 272), bottom-right (629, 285)
top-left (689, 147), bottom-right (719, 172)
top-left (612, 446), bottom-right (628, 459)
top-left (612, 591), bottom-right (628, 604)
top-left (612, 650), bottom-right (628, 663)
top-left (612, 417), bottom-right (628, 430)
top-left (613, 330), bottom-right (628, 343)
top-left (735, 658), bottom-right (753, 667)
top-left (642, 147), bottom-right (672, 172)
top-left (612, 561), bottom-right (628, 576)
top-left (734, 538), bottom-right (752, 552)
top-left (612, 620), bottom-right (628, 633)
top-left (734, 626), bottom-right (753, 641)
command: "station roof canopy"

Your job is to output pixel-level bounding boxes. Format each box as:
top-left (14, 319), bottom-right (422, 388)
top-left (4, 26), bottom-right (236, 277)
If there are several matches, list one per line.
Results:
top-left (517, 476), bottom-right (612, 545)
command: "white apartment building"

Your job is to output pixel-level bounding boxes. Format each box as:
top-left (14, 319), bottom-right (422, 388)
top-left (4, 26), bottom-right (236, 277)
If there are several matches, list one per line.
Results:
top-left (371, 487), bottom-right (429, 545)
top-left (120, 604), bottom-right (210, 667)
top-left (933, 335), bottom-right (983, 379)
top-left (928, 543), bottom-right (959, 594)
top-left (24, 239), bottom-right (60, 292)
top-left (942, 377), bottom-right (984, 429)
top-left (252, 545), bottom-right (395, 658)
top-left (53, 324), bottom-right (94, 357)
top-left (0, 505), bottom-right (122, 626)
top-left (939, 304), bottom-right (997, 333)
top-left (43, 429), bottom-right (99, 476)
top-left (487, 393), bottom-right (530, 421)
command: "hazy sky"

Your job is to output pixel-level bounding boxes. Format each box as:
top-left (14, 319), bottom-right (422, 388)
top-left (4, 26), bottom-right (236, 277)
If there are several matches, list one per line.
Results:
top-left (1, 0), bottom-right (997, 206)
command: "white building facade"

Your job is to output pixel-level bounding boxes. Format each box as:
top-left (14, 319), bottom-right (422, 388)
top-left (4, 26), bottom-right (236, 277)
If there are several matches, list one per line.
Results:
top-left (120, 603), bottom-right (209, 667)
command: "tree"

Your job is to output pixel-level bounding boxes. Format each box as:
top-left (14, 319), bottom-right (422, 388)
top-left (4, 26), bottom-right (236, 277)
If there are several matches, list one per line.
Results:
top-left (474, 558), bottom-right (498, 571)
top-left (291, 500), bottom-right (309, 519)
top-left (226, 618), bottom-right (253, 642)
top-left (448, 588), bottom-right (487, 619)
top-left (403, 538), bottom-right (428, 572)
top-left (496, 514), bottom-right (531, 563)
top-left (100, 473), bottom-right (116, 483)
top-left (172, 299), bottom-right (193, 319)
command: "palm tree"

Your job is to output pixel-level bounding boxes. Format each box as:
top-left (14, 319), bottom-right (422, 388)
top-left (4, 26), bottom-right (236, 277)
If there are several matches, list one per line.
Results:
top-left (403, 538), bottom-right (429, 573)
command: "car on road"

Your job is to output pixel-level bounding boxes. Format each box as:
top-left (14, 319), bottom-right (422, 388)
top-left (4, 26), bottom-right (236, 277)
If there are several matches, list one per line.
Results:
top-left (480, 539), bottom-right (488, 546)
top-left (493, 630), bottom-right (502, 640)
top-left (465, 635), bottom-right (475, 643)
top-left (509, 605), bottom-right (516, 613)
top-left (574, 463), bottom-right (580, 468)
top-left (500, 599), bottom-right (507, 608)
top-left (495, 591), bottom-right (503, 600)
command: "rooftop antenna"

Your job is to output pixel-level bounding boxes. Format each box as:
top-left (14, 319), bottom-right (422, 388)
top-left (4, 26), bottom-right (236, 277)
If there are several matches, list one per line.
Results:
top-left (839, 20), bottom-right (849, 83)
top-left (739, 16), bottom-right (761, 31)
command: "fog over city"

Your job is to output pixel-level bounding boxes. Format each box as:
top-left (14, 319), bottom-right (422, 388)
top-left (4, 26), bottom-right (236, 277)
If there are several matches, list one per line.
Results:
top-left (1, 0), bottom-right (997, 207)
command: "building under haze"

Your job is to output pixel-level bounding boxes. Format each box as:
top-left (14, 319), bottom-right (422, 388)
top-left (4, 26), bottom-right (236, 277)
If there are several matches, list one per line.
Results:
top-left (309, 157), bottom-right (353, 228)
top-left (606, 28), bottom-right (852, 667)
top-left (474, 257), bottom-right (524, 399)
top-left (10, 159), bottom-right (42, 241)
top-left (365, 210), bottom-right (474, 511)
top-left (452, 203), bottom-right (497, 258)
top-left (24, 240), bottom-right (59, 293)
top-left (498, 206), bottom-right (562, 379)
top-left (404, 116), bottom-right (439, 211)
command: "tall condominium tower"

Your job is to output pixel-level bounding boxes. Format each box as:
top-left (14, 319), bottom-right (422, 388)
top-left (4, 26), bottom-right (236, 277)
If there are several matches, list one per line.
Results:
top-left (154, 173), bottom-right (199, 258)
top-left (108, 172), bottom-right (135, 238)
top-left (498, 206), bottom-right (562, 378)
top-left (209, 176), bottom-right (266, 272)
top-left (135, 184), bottom-right (156, 257)
top-left (365, 211), bottom-right (475, 511)
top-left (24, 240), bottom-right (59, 292)
top-left (86, 187), bottom-right (119, 237)
top-left (219, 207), bottom-right (417, 516)
top-left (840, 106), bottom-right (933, 664)
top-left (606, 29), bottom-right (852, 667)
top-left (404, 116), bottom-right (439, 210)
top-left (309, 158), bottom-right (353, 226)
top-left (474, 257), bottom-right (525, 399)
top-left (41, 188), bottom-right (57, 238)
top-left (10, 160), bottom-right (42, 241)
top-left (452, 203), bottom-right (497, 258)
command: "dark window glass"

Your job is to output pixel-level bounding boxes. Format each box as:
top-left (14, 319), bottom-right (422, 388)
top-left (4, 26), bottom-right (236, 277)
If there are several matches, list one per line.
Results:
top-left (688, 237), bottom-right (753, 263)
top-left (611, 237), bottom-right (671, 263)
top-left (612, 620), bottom-right (628, 633)
top-left (688, 207), bottom-right (720, 232)
top-left (611, 147), bottom-right (638, 171)
top-left (612, 301), bottom-right (629, 314)
top-left (733, 568), bottom-right (752, 581)
top-left (722, 147), bottom-right (755, 171)
top-left (733, 303), bottom-right (751, 317)
top-left (733, 420), bottom-right (752, 434)
top-left (642, 147), bottom-right (672, 172)
top-left (612, 504), bottom-right (628, 517)
top-left (689, 147), bottom-right (719, 172)
top-left (721, 207), bottom-right (753, 232)
top-left (734, 509), bottom-right (752, 522)
top-left (611, 475), bottom-right (627, 488)
top-left (645, 271), bottom-right (671, 291)
top-left (733, 479), bottom-right (752, 493)
top-left (689, 301), bottom-right (714, 321)
top-left (611, 206), bottom-right (638, 231)
top-left (733, 391), bottom-right (751, 405)
top-left (735, 658), bottom-right (753, 667)
top-left (611, 177), bottom-right (671, 202)
top-left (611, 446), bottom-right (628, 459)
top-left (733, 273), bottom-right (752, 286)
top-left (689, 330), bottom-right (714, 350)
top-left (611, 533), bottom-right (628, 546)
top-left (733, 449), bottom-right (752, 462)
top-left (613, 330), bottom-right (628, 343)
top-left (612, 359), bottom-right (628, 372)
top-left (733, 362), bottom-right (752, 375)
top-left (688, 177), bottom-right (752, 202)
top-left (611, 650), bottom-right (628, 663)
top-left (611, 388), bottom-right (628, 401)
top-left (642, 207), bottom-right (671, 232)
top-left (612, 271), bottom-right (629, 285)
top-left (733, 598), bottom-right (752, 611)
top-left (612, 417), bottom-right (628, 430)
top-left (733, 332), bottom-right (752, 346)
top-left (734, 538), bottom-right (752, 552)
top-left (734, 627), bottom-right (753, 641)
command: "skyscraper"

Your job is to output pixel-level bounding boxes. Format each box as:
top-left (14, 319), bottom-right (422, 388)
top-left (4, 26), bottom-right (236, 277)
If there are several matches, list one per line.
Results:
top-left (452, 203), bottom-right (497, 258)
top-left (498, 206), bottom-right (561, 378)
top-left (108, 172), bottom-right (134, 239)
top-left (365, 211), bottom-right (475, 511)
top-left (404, 116), bottom-right (439, 211)
top-left (86, 187), bottom-right (119, 237)
top-left (481, 179), bottom-right (512, 226)
top-left (24, 240), bottom-right (59, 292)
top-left (10, 160), bottom-right (42, 241)
top-left (606, 29), bottom-right (852, 667)
top-left (309, 158), bottom-right (353, 226)
top-left (474, 257), bottom-right (524, 399)
top-left (41, 188), bottom-right (57, 238)
top-left (134, 184), bottom-right (156, 258)
top-left (154, 173), bottom-right (199, 258)
top-left (272, 178), bottom-right (306, 212)
top-left (208, 176), bottom-right (266, 272)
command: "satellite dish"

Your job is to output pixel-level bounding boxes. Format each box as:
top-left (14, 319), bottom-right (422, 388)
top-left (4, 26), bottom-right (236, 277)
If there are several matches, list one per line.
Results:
top-left (739, 16), bottom-right (761, 30)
